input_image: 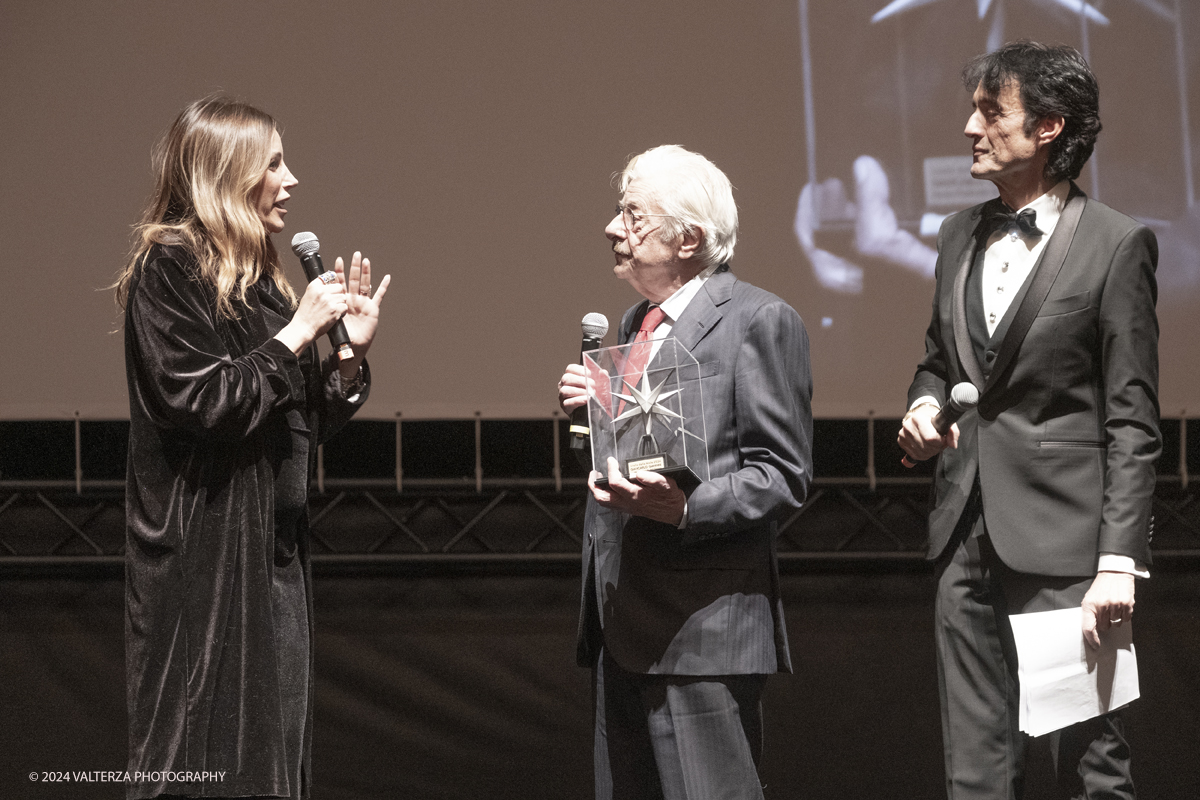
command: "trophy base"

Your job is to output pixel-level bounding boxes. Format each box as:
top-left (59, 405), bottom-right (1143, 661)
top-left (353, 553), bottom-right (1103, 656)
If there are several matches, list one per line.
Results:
top-left (594, 462), bottom-right (702, 494)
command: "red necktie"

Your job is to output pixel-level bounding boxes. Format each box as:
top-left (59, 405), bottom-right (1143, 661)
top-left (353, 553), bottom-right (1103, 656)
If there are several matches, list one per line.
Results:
top-left (616, 305), bottom-right (666, 415)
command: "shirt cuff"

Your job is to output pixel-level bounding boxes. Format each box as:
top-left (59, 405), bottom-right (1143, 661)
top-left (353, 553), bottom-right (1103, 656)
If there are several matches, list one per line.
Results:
top-left (1097, 553), bottom-right (1150, 579)
top-left (904, 396), bottom-right (941, 423)
top-left (677, 499), bottom-right (688, 530)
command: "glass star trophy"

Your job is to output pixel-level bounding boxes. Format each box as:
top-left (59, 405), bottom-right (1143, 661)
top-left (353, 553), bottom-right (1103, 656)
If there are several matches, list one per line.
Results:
top-left (584, 337), bottom-right (708, 493)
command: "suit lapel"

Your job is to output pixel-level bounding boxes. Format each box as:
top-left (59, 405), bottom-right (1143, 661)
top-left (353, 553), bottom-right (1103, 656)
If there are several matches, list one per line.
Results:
top-left (983, 185), bottom-right (1086, 395)
top-left (668, 268), bottom-right (732, 353)
top-left (953, 212), bottom-right (988, 391)
top-left (623, 267), bottom-right (732, 380)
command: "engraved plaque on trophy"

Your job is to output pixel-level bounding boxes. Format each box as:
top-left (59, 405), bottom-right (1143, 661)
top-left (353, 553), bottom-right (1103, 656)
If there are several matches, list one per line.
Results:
top-left (584, 337), bottom-right (708, 493)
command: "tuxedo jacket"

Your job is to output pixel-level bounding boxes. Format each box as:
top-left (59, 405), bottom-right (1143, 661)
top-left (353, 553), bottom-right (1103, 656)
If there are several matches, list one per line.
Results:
top-left (577, 267), bottom-right (813, 676)
top-left (908, 185), bottom-right (1160, 576)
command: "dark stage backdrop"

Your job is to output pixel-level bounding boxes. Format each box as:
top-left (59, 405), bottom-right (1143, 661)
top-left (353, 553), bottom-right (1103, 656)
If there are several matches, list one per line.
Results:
top-left (2, 0), bottom-right (1198, 420)
top-left (2, 569), bottom-right (1198, 799)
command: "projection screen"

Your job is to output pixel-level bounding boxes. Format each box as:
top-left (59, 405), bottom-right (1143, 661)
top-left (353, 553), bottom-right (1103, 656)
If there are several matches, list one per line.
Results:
top-left (2, 0), bottom-right (1196, 419)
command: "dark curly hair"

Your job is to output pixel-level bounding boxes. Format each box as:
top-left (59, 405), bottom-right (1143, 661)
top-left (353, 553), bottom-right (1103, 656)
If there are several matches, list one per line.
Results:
top-left (963, 41), bottom-right (1101, 185)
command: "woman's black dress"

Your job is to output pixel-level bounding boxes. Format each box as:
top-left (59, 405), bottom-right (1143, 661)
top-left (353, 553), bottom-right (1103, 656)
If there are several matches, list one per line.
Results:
top-left (123, 244), bottom-right (367, 799)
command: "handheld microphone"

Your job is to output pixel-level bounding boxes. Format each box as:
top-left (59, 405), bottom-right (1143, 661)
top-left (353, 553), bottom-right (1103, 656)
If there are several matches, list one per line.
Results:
top-left (569, 312), bottom-right (609, 467)
top-left (933, 382), bottom-right (980, 435)
top-left (290, 232), bottom-right (354, 362)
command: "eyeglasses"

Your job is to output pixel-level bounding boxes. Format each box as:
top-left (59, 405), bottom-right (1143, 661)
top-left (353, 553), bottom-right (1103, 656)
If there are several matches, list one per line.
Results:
top-left (615, 203), bottom-right (674, 236)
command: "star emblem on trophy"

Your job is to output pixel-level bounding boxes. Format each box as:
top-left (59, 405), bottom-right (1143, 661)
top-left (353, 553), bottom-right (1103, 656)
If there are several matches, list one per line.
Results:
top-left (612, 365), bottom-right (683, 473)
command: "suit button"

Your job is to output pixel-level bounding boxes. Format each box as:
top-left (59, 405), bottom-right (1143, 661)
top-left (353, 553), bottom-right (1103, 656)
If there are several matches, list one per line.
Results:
top-left (985, 350), bottom-right (996, 363)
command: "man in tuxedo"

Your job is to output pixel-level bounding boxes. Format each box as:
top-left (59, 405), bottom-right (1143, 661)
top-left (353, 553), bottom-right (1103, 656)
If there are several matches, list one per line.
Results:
top-left (898, 42), bottom-right (1160, 799)
top-left (557, 145), bottom-right (812, 800)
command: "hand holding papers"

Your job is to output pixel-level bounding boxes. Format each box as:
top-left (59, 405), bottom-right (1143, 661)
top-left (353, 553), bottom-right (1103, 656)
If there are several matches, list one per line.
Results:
top-left (1009, 607), bottom-right (1140, 738)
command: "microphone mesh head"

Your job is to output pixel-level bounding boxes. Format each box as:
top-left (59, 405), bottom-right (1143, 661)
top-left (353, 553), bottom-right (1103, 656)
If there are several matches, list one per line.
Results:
top-left (950, 382), bottom-right (980, 408)
top-left (290, 231), bottom-right (320, 257)
top-left (581, 312), bottom-right (609, 339)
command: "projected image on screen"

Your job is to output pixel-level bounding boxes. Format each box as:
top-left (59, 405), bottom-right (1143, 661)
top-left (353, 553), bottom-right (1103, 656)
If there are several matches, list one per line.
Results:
top-left (783, 0), bottom-right (1197, 414)
top-left (793, 0), bottom-right (1197, 298)
top-left (3, 1), bottom-right (1195, 420)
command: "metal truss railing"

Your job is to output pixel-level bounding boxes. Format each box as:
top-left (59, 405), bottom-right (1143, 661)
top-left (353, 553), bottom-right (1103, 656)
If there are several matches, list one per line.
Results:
top-left (3, 476), bottom-right (1199, 573)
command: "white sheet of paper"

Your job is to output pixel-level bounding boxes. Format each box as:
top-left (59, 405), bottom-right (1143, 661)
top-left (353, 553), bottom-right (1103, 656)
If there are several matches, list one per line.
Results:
top-left (1009, 606), bottom-right (1139, 738)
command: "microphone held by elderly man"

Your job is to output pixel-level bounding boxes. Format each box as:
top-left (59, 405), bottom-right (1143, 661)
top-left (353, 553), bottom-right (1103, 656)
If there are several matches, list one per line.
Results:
top-left (568, 311), bottom-right (609, 468)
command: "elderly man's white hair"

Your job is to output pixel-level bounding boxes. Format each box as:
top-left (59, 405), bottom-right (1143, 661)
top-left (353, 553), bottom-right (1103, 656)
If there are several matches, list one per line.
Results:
top-left (616, 145), bottom-right (738, 269)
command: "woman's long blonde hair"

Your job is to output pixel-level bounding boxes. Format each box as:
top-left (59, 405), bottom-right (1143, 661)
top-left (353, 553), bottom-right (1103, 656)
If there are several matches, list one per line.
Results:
top-left (114, 96), bottom-right (297, 317)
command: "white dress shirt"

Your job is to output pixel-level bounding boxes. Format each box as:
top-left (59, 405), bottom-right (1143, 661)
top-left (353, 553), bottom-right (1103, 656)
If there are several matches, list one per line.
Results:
top-left (981, 181), bottom-right (1070, 335)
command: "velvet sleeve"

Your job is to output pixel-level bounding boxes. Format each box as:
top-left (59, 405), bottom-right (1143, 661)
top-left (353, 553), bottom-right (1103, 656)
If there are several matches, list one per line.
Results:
top-left (126, 254), bottom-right (307, 442)
top-left (313, 356), bottom-right (372, 446)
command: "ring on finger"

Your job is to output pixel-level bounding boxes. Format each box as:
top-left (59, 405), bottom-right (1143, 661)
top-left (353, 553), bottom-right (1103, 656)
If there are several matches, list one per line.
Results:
top-left (319, 271), bottom-right (337, 285)
top-left (359, 286), bottom-right (372, 296)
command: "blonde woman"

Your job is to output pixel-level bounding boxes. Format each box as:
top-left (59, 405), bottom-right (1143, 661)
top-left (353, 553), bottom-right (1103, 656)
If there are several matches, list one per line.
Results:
top-left (116, 96), bottom-right (389, 800)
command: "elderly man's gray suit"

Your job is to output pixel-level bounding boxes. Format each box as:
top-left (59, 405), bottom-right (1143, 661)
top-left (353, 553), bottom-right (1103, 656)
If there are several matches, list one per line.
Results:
top-left (578, 266), bottom-right (812, 677)
top-left (578, 265), bottom-right (812, 799)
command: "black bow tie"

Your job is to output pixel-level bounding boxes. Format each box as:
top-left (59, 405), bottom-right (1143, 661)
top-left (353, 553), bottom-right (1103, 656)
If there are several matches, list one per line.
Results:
top-left (982, 204), bottom-right (1044, 238)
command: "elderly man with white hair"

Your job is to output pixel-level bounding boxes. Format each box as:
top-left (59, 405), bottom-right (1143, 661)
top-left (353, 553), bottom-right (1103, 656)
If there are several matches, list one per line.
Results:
top-left (558, 145), bottom-right (813, 799)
